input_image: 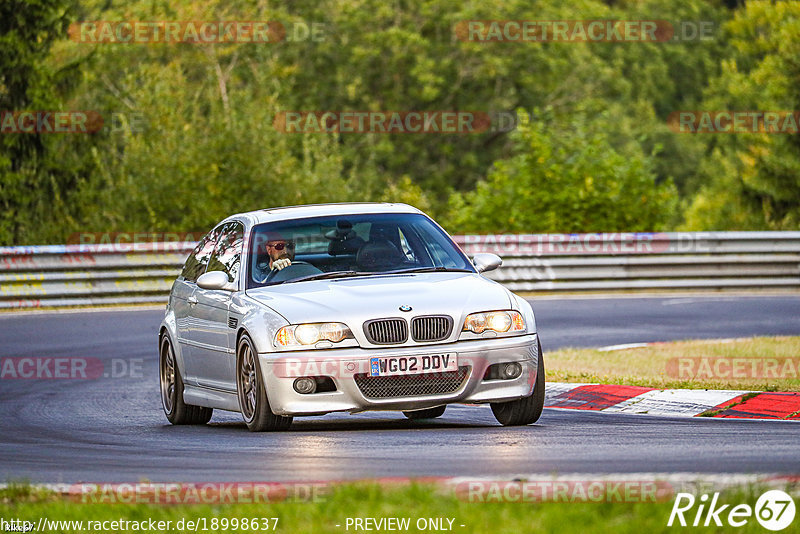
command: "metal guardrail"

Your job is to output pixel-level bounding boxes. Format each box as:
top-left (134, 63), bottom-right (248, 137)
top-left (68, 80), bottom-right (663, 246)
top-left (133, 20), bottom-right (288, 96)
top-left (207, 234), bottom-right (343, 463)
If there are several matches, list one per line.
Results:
top-left (0, 243), bottom-right (194, 309)
top-left (0, 232), bottom-right (798, 309)
top-left (461, 232), bottom-right (800, 292)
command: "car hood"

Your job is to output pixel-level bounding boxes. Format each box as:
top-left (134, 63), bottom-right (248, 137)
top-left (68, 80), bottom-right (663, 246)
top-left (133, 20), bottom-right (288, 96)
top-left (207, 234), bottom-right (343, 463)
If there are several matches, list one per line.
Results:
top-left (245, 272), bottom-right (513, 325)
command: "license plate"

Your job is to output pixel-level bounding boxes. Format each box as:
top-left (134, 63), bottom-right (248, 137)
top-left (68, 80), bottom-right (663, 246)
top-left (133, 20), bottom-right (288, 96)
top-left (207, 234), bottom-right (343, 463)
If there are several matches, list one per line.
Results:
top-left (369, 353), bottom-right (457, 377)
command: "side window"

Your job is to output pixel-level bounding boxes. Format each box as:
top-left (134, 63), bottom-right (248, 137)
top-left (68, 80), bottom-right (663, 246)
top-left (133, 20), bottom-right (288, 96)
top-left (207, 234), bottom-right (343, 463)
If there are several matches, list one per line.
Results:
top-left (206, 222), bottom-right (244, 283)
top-left (180, 228), bottom-right (220, 283)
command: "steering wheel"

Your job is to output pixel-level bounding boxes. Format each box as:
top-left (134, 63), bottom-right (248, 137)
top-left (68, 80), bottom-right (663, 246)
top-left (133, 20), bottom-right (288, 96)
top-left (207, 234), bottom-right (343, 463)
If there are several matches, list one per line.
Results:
top-left (263, 260), bottom-right (314, 283)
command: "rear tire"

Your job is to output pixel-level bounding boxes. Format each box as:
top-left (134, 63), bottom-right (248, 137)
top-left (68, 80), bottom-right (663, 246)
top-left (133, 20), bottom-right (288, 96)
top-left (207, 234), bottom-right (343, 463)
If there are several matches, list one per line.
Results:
top-left (160, 335), bottom-right (213, 425)
top-left (403, 405), bottom-right (446, 420)
top-left (236, 334), bottom-right (293, 432)
top-left (490, 344), bottom-right (545, 426)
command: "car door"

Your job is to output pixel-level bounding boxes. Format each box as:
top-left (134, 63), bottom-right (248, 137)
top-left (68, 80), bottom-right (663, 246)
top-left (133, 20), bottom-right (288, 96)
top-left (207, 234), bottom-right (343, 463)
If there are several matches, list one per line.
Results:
top-left (173, 229), bottom-right (219, 385)
top-left (190, 221), bottom-right (244, 392)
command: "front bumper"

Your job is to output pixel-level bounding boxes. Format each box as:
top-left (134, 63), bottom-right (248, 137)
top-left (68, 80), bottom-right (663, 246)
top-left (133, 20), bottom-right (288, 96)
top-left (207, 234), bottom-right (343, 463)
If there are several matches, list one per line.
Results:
top-left (259, 333), bottom-right (539, 416)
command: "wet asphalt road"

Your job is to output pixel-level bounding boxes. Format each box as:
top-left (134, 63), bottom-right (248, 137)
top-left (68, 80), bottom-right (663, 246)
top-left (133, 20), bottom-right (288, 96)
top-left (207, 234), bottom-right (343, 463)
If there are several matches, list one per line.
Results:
top-left (1, 295), bottom-right (798, 483)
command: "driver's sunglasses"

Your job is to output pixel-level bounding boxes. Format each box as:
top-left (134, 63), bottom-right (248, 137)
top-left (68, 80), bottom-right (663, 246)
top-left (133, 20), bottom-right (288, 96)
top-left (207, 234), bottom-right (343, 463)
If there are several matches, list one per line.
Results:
top-left (268, 241), bottom-right (295, 251)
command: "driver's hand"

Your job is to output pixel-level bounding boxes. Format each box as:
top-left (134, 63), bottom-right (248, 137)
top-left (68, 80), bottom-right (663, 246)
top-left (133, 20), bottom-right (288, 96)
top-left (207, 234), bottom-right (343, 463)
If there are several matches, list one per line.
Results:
top-left (273, 258), bottom-right (292, 271)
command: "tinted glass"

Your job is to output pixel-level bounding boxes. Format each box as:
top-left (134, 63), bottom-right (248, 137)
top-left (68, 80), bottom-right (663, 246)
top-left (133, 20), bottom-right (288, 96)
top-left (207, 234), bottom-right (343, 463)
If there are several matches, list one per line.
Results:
top-left (247, 212), bottom-right (474, 288)
top-left (206, 222), bottom-right (244, 283)
top-left (180, 227), bottom-right (220, 283)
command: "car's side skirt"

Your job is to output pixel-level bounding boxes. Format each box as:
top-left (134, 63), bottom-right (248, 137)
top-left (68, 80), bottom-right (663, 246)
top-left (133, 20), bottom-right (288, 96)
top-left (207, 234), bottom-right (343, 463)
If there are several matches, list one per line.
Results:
top-left (183, 384), bottom-right (240, 412)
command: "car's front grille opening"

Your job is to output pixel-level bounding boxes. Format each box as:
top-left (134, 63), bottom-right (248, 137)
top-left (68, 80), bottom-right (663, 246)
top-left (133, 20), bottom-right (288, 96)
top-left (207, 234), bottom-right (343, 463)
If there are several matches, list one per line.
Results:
top-left (353, 366), bottom-right (470, 399)
top-left (364, 318), bottom-right (408, 345)
top-left (314, 376), bottom-right (337, 393)
top-left (411, 315), bottom-right (453, 342)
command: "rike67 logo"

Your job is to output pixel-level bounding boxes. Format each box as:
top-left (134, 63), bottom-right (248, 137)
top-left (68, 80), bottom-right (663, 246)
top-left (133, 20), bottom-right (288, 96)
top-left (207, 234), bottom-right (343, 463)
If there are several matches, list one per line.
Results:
top-left (668, 490), bottom-right (796, 531)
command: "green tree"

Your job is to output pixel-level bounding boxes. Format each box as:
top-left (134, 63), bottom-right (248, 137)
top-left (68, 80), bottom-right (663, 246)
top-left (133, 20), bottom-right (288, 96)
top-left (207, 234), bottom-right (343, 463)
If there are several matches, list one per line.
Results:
top-left (0, 0), bottom-right (747, 243)
top-left (0, 0), bottom-right (88, 244)
top-left (447, 111), bottom-right (677, 233)
top-left (683, 0), bottom-right (800, 230)
top-left (267, 0), bottom-right (729, 213)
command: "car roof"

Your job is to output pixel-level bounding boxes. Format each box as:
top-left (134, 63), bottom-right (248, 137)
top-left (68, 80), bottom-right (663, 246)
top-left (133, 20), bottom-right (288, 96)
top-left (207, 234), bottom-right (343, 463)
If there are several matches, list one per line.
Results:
top-left (226, 202), bottom-right (425, 226)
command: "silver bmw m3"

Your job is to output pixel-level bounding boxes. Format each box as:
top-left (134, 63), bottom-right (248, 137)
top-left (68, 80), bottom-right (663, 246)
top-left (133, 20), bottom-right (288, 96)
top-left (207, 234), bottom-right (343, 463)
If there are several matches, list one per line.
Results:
top-left (159, 203), bottom-right (544, 431)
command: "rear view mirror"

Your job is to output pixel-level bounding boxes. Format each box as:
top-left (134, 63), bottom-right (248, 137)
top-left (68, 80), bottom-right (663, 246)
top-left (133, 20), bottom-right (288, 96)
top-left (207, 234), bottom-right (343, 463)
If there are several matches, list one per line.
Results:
top-left (473, 253), bottom-right (502, 273)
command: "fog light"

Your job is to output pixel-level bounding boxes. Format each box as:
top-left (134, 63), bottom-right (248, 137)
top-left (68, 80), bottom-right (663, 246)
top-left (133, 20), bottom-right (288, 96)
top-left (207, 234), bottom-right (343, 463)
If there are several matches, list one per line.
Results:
top-left (503, 362), bottom-right (523, 379)
top-left (293, 377), bottom-right (317, 394)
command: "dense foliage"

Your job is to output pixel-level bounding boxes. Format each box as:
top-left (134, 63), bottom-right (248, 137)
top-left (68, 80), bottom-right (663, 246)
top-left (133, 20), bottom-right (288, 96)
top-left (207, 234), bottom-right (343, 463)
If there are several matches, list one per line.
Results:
top-left (0, 0), bottom-right (797, 244)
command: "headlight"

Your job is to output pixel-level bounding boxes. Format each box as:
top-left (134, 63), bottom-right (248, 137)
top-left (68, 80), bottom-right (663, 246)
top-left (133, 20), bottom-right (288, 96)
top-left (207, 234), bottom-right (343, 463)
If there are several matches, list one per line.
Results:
top-left (275, 322), bottom-right (354, 348)
top-left (462, 310), bottom-right (525, 334)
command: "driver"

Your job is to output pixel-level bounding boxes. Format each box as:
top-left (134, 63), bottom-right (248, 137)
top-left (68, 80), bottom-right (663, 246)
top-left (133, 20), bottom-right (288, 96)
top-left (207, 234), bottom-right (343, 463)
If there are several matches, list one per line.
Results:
top-left (253, 237), bottom-right (296, 283)
top-left (253, 233), bottom-right (323, 284)
top-left (264, 238), bottom-right (295, 271)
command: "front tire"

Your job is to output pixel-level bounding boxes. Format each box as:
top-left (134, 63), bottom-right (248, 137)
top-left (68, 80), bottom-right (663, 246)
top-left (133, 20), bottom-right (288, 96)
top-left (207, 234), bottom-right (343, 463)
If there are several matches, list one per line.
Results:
top-left (403, 406), bottom-right (446, 420)
top-left (160, 335), bottom-right (213, 425)
top-left (236, 334), bottom-right (293, 432)
top-left (490, 344), bottom-right (545, 426)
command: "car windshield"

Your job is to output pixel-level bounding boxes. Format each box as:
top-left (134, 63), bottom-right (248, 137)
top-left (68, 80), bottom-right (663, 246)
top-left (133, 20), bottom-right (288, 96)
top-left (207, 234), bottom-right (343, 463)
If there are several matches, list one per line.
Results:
top-left (247, 212), bottom-right (475, 288)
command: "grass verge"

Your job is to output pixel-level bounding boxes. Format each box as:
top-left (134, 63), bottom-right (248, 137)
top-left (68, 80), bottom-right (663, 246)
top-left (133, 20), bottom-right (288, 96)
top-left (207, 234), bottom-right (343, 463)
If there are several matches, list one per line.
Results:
top-left (0, 482), bottom-right (790, 534)
top-left (545, 336), bottom-right (800, 391)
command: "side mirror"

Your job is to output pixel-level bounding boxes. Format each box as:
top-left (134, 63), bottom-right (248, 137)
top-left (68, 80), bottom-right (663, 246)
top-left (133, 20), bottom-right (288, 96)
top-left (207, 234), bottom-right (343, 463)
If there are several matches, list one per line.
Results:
top-left (473, 253), bottom-right (502, 273)
top-left (197, 271), bottom-right (235, 291)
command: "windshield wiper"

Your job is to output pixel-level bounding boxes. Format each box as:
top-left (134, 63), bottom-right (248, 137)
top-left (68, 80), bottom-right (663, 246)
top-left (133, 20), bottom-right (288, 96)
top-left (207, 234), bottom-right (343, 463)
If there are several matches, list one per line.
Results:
top-left (268, 270), bottom-right (368, 285)
top-left (385, 266), bottom-right (474, 274)
top-left (263, 267), bottom-right (471, 286)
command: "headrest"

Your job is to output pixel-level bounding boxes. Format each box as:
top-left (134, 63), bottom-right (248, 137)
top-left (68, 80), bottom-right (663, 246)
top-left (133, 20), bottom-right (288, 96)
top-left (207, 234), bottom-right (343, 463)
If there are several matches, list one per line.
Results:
top-left (356, 239), bottom-right (404, 271)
